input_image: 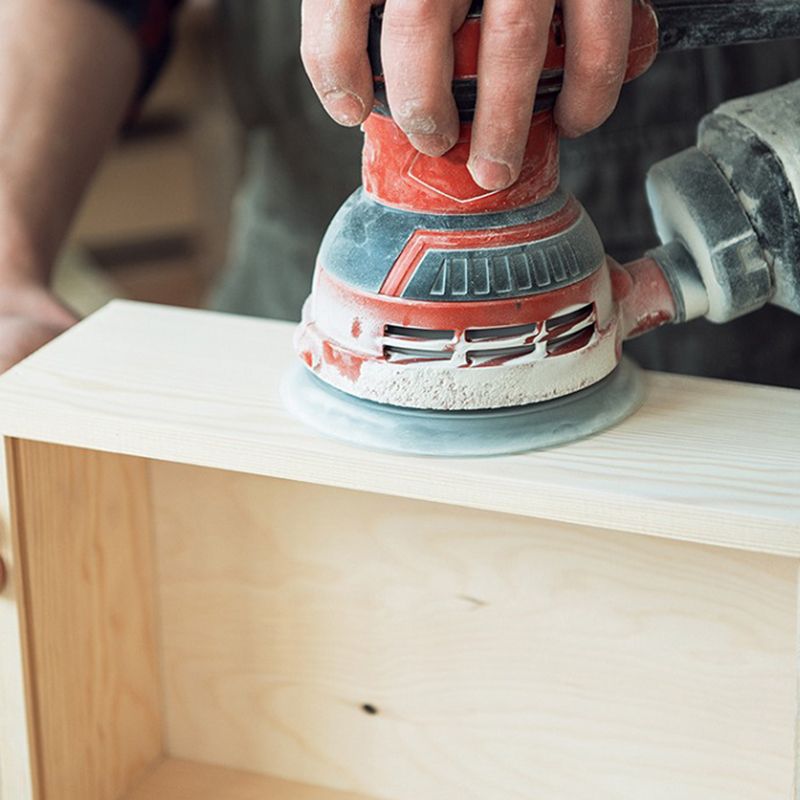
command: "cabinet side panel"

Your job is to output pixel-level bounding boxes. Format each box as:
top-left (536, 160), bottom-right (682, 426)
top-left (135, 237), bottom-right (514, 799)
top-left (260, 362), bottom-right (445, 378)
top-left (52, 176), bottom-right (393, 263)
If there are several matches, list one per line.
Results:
top-left (152, 462), bottom-right (797, 800)
top-left (8, 441), bottom-right (162, 800)
top-left (0, 439), bottom-right (34, 800)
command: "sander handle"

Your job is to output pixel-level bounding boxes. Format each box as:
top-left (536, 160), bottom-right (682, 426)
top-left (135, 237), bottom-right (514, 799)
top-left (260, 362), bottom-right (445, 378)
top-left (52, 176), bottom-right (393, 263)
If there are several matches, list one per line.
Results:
top-left (653, 0), bottom-right (800, 50)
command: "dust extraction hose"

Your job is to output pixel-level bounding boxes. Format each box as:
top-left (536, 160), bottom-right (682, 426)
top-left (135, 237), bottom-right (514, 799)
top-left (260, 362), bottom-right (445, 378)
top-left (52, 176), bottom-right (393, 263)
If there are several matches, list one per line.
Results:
top-left (653, 0), bottom-right (800, 50)
top-left (646, 79), bottom-right (800, 323)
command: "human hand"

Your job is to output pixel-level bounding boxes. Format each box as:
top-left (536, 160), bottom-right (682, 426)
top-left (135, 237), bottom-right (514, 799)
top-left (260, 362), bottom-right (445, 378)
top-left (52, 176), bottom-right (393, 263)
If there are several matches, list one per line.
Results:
top-left (301, 0), bottom-right (633, 191)
top-left (0, 282), bottom-right (77, 374)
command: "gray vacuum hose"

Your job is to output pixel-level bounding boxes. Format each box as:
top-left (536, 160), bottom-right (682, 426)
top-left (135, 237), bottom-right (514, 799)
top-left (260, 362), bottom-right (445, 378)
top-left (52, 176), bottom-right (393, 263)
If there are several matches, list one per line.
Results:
top-left (646, 79), bottom-right (800, 323)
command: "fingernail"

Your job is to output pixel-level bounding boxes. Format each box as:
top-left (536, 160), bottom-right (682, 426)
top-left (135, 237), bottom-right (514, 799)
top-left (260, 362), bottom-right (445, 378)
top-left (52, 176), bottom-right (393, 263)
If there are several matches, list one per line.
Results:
top-left (408, 132), bottom-right (457, 157)
top-left (468, 157), bottom-right (514, 191)
top-left (323, 89), bottom-right (366, 126)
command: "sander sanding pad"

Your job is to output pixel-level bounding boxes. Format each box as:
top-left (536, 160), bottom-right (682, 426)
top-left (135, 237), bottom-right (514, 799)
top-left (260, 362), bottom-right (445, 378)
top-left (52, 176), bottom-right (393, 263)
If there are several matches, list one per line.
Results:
top-left (282, 358), bottom-right (645, 457)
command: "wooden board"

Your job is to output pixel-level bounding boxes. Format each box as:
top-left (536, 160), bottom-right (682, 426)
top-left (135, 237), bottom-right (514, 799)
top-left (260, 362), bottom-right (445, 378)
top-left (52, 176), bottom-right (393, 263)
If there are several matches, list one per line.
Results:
top-left (0, 441), bottom-right (35, 800)
top-left (6, 442), bottom-right (163, 800)
top-left (0, 301), bottom-right (796, 556)
top-left (124, 759), bottom-right (377, 800)
top-left (150, 461), bottom-right (798, 800)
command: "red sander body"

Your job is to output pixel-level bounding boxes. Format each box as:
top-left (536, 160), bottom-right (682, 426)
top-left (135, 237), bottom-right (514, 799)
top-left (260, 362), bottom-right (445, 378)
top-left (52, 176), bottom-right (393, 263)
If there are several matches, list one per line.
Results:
top-left (285, 1), bottom-right (800, 455)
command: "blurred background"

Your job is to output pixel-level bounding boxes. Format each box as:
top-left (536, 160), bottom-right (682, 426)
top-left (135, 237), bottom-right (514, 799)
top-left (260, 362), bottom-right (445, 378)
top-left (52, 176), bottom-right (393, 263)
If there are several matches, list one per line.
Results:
top-left (54, 0), bottom-right (243, 317)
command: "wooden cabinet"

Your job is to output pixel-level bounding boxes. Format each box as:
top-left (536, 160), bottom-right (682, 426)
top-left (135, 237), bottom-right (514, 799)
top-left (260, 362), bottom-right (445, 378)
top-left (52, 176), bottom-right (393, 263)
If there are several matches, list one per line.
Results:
top-left (1, 301), bottom-right (798, 800)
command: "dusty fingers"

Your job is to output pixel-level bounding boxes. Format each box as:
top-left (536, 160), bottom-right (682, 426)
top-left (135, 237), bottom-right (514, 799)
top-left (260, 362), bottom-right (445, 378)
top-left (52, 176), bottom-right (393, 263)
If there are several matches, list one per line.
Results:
top-left (301, 0), bottom-right (377, 127)
top-left (381, 0), bottom-right (473, 156)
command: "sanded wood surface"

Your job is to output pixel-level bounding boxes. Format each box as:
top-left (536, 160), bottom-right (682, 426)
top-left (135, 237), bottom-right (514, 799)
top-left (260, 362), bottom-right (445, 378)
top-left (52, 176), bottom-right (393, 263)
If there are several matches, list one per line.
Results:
top-left (7, 442), bottom-right (162, 800)
top-left (124, 759), bottom-right (377, 800)
top-left (0, 300), bottom-right (797, 555)
top-left (0, 442), bottom-right (34, 800)
top-left (150, 461), bottom-right (797, 800)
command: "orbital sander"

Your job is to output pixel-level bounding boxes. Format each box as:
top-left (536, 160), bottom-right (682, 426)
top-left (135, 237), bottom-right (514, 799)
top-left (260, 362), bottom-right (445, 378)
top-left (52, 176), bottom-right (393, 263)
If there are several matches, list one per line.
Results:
top-left (284, 0), bottom-right (800, 456)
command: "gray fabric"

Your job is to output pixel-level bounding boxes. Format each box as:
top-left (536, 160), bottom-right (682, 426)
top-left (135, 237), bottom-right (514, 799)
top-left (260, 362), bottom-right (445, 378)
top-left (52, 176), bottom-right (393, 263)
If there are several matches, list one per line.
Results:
top-left (213, 0), bottom-right (800, 387)
top-left (213, 122), bottom-right (360, 320)
top-left (213, 0), bottom-right (361, 319)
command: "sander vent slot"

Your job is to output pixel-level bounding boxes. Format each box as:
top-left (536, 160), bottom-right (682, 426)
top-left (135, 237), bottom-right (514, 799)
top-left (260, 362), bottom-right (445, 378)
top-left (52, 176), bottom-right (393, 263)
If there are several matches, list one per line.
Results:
top-left (468, 345), bottom-right (537, 366)
top-left (383, 325), bottom-right (455, 363)
top-left (546, 304), bottom-right (594, 332)
top-left (384, 325), bottom-right (454, 341)
top-left (384, 346), bottom-right (452, 362)
top-left (547, 326), bottom-right (595, 356)
top-left (466, 323), bottom-right (537, 342)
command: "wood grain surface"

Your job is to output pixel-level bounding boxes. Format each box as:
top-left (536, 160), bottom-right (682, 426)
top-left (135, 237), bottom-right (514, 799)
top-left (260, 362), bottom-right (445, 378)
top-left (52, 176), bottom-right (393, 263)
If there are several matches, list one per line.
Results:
top-left (124, 759), bottom-right (377, 800)
top-left (150, 461), bottom-right (798, 800)
top-left (0, 301), bottom-right (796, 555)
top-left (7, 442), bottom-right (162, 800)
top-left (0, 441), bottom-right (34, 800)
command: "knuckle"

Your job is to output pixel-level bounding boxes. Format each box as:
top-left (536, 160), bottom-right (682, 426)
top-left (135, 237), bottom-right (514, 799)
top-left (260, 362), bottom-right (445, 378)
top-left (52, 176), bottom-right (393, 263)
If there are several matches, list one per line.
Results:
top-left (571, 41), bottom-right (627, 88)
top-left (383, 0), bottom-right (469, 42)
top-left (386, 0), bottom-right (445, 28)
top-left (486, 12), bottom-right (539, 42)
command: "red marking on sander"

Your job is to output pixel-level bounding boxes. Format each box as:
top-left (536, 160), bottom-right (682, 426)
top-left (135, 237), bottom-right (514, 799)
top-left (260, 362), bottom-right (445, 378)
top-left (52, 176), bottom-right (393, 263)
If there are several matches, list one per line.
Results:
top-left (322, 340), bottom-right (364, 383)
top-left (611, 259), bottom-right (677, 338)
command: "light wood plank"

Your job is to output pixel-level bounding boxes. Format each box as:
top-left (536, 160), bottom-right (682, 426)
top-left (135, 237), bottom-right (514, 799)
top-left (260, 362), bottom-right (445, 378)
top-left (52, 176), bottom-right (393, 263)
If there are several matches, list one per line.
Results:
top-left (151, 461), bottom-right (797, 800)
top-left (124, 758), bottom-right (377, 800)
top-left (0, 301), bottom-right (796, 556)
top-left (0, 440), bottom-right (35, 800)
top-left (8, 442), bottom-right (163, 800)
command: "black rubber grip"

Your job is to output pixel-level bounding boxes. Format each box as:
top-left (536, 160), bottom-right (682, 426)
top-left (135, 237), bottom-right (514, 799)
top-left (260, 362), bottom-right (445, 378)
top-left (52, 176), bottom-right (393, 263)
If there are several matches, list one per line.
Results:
top-left (372, 79), bottom-right (558, 122)
top-left (368, 1), bottom-right (800, 120)
top-left (367, 5), bottom-right (537, 121)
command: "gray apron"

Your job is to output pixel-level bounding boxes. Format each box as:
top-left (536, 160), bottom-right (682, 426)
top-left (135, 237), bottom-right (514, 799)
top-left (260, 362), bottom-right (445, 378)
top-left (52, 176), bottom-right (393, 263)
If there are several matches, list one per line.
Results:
top-left (214, 1), bottom-right (800, 388)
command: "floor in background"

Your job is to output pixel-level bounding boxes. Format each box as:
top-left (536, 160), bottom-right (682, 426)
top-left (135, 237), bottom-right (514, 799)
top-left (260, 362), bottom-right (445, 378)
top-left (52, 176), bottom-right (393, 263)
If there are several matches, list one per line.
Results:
top-left (61, 1), bottom-right (242, 314)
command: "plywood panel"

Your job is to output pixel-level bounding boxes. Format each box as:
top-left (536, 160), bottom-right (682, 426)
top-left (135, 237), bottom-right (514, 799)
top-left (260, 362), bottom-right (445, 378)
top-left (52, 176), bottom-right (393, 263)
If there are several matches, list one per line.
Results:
top-left (151, 461), bottom-right (798, 800)
top-left (124, 758), bottom-right (377, 800)
top-left (8, 442), bottom-right (163, 800)
top-left (0, 440), bottom-right (34, 800)
top-left (0, 302), bottom-right (797, 556)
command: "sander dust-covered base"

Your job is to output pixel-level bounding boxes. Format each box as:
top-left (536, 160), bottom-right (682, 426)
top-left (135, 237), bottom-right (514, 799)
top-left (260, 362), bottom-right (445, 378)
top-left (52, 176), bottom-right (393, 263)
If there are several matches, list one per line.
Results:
top-left (282, 358), bottom-right (645, 457)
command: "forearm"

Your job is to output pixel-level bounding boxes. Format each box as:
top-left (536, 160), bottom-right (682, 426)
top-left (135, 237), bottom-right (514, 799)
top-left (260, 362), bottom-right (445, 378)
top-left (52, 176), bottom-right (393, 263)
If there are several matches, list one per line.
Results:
top-left (0, 0), bottom-right (140, 288)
